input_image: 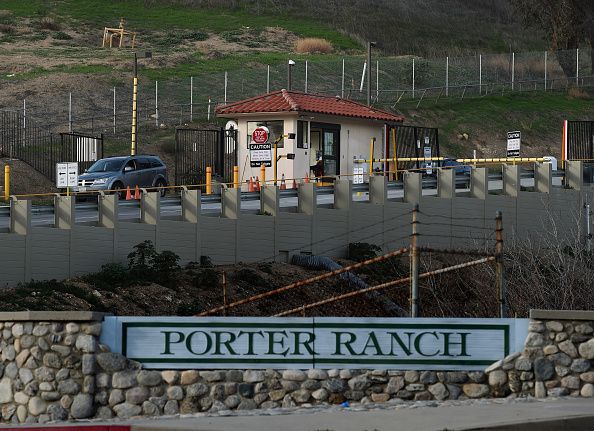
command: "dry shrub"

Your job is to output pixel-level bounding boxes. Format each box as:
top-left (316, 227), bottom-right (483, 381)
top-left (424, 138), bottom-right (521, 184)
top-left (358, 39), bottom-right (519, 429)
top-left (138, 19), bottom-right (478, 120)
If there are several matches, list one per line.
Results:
top-left (295, 38), bottom-right (333, 54)
top-left (0, 10), bottom-right (12, 19)
top-left (0, 24), bottom-right (14, 34)
top-left (37, 17), bottom-right (60, 31)
top-left (568, 87), bottom-right (590, 100)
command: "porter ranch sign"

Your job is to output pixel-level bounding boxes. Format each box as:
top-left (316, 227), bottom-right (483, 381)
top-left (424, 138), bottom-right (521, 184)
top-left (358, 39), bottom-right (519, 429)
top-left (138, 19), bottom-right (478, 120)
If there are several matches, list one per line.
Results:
top-left (101, 317), bottom-right (528, 370)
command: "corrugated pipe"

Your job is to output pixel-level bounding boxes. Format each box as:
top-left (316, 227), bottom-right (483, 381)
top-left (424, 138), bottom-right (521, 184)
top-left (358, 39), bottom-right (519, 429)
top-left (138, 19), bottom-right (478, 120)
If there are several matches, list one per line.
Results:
top-left (290, 254), bottom-right (408, 316)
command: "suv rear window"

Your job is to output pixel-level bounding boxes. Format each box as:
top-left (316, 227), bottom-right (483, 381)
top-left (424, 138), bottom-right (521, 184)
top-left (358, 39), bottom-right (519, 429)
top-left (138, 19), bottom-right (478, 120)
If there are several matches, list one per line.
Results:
top-left (138, 158), bottom-right (152, 170)
top-left (150, 159), bottom-right (163, 168)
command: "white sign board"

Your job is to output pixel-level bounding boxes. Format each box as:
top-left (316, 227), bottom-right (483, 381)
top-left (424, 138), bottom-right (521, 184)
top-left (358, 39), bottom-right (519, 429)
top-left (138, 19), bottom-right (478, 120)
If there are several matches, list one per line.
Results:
top-left (507, 131), bottom-right (521, 157)
top-left (249, 142), bottom-right (272, 167)
top-left (101, 317), bottom-right (529, 370)
top-left (56, 162), bottom-right (78, 188)
top-left (353, 166), bottom-right (364, 184)
top-left (424, 146), bottom-right (433, 175)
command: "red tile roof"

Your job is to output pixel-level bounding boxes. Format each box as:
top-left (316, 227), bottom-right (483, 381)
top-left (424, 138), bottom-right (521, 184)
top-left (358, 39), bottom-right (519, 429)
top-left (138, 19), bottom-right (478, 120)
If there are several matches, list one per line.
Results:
top-left (216, 89), bottom-right (404, 123)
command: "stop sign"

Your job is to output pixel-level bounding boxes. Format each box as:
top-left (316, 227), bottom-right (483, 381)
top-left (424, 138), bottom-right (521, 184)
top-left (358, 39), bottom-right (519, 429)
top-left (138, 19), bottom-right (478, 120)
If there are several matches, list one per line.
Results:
top-left (251, 126), bottom-right (269, 144)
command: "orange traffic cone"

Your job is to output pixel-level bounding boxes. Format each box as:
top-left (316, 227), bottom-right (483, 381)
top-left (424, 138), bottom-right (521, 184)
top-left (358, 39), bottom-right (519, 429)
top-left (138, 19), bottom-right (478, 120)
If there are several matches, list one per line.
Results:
top-left (125, 186), bottom-right (132, 201)
top-left (292, 178), bottom-right (297, 189)
top-left (134, 185), bottom-right (141, 200)
top-left (304, 173), bottom-right (310, 183)
top-left (255, 176), bottom-right (260, 192)
top-left (280, 174), bottom-right (286, 190)
top-left (248, 177), bottom-right (254, 192)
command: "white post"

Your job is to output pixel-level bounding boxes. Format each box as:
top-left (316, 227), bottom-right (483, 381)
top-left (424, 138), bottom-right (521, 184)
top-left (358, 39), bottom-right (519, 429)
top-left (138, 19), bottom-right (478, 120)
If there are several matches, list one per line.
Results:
top-left (479, 54), bottom-right (482, 95)
top-left (576, 48), bottom-right (580, 86)
top-left (267, 65), bottom-right (270, 93)
top-left (545, 51), bottom-right (548, 91)
top-left (341, 59), bottom-right (345, 98)
top-left (113, 86), bottom-right (117, 133)
top-left (512, 52), bottom-right (516, 91)
top-left (190, 76), bottom-right (193, 122)
top-left (155, 81), bottom-right (158, 128)
top-left (208, 97), bottom-right (211, 121)
top-left (376, 59), bottom-right (379, 100)
top-left (305, 60), bottom-right (308, 93)
top-left (412, 58), bottom-right (415, 99)
top-left (446, 56), bottom-right (449, 97)
top-left (360, 61), bottom-right (366, 92)
top-left (587, 203), bottom-right (591, 252)
top-left (23, 99), bottom-right (26, 130)
top-left (224, 71), bottom-right (228, 104)
top-left (68, 92), bottom-right (72, 132)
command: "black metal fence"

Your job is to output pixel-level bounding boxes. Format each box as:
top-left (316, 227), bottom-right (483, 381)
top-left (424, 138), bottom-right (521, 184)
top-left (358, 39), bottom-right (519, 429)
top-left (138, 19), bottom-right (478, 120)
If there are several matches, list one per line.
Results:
top-left (174, 128), bottom-right (238, 187)
top-left (0, 110), bottom-right (104, 182)
top-left (566, 121), bottom-right (594, 161)
top-left (387, 125), bottom-right (440, 174)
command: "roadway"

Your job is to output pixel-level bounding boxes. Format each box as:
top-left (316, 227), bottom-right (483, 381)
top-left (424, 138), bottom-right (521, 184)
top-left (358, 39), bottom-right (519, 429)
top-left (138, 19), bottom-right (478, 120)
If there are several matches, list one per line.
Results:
top-left (0, 175), bottom-right (562, 229)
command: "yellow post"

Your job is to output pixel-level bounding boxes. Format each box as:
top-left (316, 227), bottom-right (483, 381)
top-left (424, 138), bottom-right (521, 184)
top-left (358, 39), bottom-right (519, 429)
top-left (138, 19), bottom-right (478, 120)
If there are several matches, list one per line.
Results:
top-left (4, 165), bottom-right (9, 201)
top-left (206, 166), bottom-right (212, 195)
top-left (131, 76), bottom-right (138, 155)
top-left (391, 128), bottom-right (398, 181)
top-left (260, 163), bottom-right (266, 186)
top-left (369, 138), bottom-right (374, 175)
top-left (233, 166), bottom-right (239, 189)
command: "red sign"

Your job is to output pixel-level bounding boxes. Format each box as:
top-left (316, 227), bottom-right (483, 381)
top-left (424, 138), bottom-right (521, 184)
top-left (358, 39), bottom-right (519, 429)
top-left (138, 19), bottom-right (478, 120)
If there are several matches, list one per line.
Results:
top-left (251, 126), bottom-right (269, 144)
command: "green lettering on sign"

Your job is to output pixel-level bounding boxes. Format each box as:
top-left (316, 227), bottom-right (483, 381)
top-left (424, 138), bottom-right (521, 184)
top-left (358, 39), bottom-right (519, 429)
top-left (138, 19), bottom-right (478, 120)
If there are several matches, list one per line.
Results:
top-left (333, 331), bottom-right (358, 355)
top-left (161, 331), bottom-right (185, 355)
top-left (441, 332), bottom-right (470, 357)
top-left (414, 331), bottom-right (440, 357)
top-left (266, 331), bottom-right (289, 356)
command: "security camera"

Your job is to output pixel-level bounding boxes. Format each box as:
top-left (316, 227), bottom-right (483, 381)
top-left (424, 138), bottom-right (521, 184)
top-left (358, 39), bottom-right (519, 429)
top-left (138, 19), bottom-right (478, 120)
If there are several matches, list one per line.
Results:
top-left (287, 133), bottom-right (296, 139)
top-left (288, 60), bottom-right (296, 66)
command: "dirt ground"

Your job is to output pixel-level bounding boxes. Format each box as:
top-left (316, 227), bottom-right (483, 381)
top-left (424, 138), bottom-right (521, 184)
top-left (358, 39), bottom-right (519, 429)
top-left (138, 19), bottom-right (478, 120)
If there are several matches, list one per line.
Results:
top-left (0, 158), bottom-right (57, 197)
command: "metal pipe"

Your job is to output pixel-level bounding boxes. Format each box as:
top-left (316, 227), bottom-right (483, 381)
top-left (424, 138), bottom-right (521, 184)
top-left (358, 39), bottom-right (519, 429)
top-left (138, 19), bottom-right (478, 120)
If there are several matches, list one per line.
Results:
top-left (412, 58), bottom-right (415, 99)
top-left (367, 41), bottom-right (372, 105)
top-left (190, 76), bottom-right (193, 122)
top-left (369, 137), bottom-right (375, 176)
top-left (341, 58), bottom-right (345, 98)
top-left (479, 54), bottom-right (482, 95)
top-left (544, 51), bottom-right (547, 90)
top-left (154, 81), bottom-right (158, 128)
top-left (391, 127), bottom-right (398, 181)
top-left (198, 247), bottom-right (409, 316)
top-left (495, 211), bottom-right (505, 318)
top-left (224, 71), bottom-right (228, 104)
top-left (587, 204), bottom-right (591, 252)
top-left (305, 60), bottom-right (308, 93)
top-left (275, 255), bottom-right (495, 316)
top-left (113, 86), bottom-right (117, 133)
top-left (222, 271), bottom-right (228, 316)
top-left (511, 52), bottom-right (515, 91)
top-left (446, 56), bottom-right (449, 97)
top-left (410, 204), bottom-right (419, 317)
top-left (267, 65), bottom-right (270, 93)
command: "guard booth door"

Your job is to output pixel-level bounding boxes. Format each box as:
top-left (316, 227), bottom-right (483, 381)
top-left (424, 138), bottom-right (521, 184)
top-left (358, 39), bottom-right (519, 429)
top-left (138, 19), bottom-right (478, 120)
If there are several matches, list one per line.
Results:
top-left (310, 122), bottom-right (340, 181)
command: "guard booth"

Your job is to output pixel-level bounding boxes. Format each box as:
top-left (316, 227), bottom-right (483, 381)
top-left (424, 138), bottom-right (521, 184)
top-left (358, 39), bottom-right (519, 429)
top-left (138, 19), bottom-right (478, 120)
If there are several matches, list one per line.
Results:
top-left (215, 89), bottom-right (405, 188)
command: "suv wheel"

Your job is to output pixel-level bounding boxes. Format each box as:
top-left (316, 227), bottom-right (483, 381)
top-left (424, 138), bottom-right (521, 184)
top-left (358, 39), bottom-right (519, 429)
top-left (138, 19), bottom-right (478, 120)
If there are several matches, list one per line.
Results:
top-left (111, 181), bottom-right (125, 200)
top-left (155, 179), bottom-right (167, 197)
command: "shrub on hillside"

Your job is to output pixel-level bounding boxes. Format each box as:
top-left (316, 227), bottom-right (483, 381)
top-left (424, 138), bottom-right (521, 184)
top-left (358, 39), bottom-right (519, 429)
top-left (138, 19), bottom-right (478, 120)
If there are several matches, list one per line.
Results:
top-left (53, 31), bottom-right (72, 40)
top-left (295, 38), bottom-right (333, 54)
top-left (37, 17), bottom-right (60, 31)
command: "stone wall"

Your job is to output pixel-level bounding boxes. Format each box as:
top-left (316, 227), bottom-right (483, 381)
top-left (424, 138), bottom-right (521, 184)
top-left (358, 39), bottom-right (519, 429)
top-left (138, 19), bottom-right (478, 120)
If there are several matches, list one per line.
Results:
top-left (1, 310), bottom-right (594, 424)
top-left (484, 309), bottom-right (594, 398)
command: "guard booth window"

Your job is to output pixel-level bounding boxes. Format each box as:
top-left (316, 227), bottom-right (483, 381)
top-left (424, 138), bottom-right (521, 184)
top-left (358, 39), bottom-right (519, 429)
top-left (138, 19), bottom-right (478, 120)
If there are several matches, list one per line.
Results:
top-left (247, 120), bottom-right (284, 148)
top-left (297, 120), bottom-right (307, 149)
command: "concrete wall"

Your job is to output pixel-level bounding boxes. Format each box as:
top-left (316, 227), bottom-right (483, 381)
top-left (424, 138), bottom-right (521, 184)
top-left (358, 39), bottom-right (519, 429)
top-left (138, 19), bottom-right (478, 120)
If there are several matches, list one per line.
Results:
top-left (0, 162), bottom-right (591, 287)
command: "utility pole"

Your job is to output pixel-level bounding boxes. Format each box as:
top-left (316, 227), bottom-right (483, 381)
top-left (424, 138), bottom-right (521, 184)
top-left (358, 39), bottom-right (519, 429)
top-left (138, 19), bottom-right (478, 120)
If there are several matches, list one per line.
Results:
top-left (131, 52), bottom-right (138, 156)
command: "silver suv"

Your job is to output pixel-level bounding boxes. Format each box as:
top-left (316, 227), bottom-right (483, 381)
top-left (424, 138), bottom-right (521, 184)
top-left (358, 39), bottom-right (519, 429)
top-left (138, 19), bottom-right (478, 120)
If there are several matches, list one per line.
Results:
top-left (77, 155), bottom-right (168, 196)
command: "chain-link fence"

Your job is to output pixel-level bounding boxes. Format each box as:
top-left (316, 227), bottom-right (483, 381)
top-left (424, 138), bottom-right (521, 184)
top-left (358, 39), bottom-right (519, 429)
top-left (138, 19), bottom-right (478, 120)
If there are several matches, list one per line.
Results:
top-left (7, 48), bottom-right (593, 147)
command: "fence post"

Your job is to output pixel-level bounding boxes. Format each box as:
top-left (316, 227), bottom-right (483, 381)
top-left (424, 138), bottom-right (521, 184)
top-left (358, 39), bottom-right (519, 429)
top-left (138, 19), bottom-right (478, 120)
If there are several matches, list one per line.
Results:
top-left (267, 65), bottom-right (270, 93)
top-left (412, 58), bottom-right (415, 99)
top-left (511, 52), bottom-right (515, 91)
top-left (376, 59), bottom-right (379, 101)
top-left (545, 51), bottom-right (548, 91)
top-left (495, 211), bottom-right (505, 318)
top-left (410, 203), bottom-right (420, 317)
top-left (113, 87), bottom-right (117, 133)
top-left (190, 76), bottom-right (193, 122)
top-left (341, 59), bottom-right (345, 98)
top-left (479, 54), bottom-right (482, 95)
top-left (68, 92), bottom-right (72, 132)
top-left (224, 71), bottom-right (228, 105)
top-left (446, 56), bottom-right (449, 97)
top-left (305, 60), bottom-right (308, 93)
top-left (576, 48), bottom-right (579, 86)
top-left (587, 204), bottom-right (592, 253)
top-left (208, 97), bottom-right (211, 121)
top-left (155, 81), bottom-right (158, 128)
top-left (221, 272), bottom-right (228, 316)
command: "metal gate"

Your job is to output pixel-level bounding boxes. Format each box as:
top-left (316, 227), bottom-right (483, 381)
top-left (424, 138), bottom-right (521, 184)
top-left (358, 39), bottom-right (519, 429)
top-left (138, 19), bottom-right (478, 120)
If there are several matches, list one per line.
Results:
top-left (386, 125), bottom-right (440, 174)
top-left (566, 121), bottom-right (594, 161)
top-left (174, 128), bottom-right (238, 187)
top-left (0, 110), bottom-right (104, 182)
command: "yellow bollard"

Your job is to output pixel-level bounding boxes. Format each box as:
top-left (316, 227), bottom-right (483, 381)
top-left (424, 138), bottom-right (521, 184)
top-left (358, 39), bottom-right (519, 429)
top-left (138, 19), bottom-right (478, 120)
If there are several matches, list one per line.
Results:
top-left (369, 137), bottom-right (376, 177)
top-left (206, 166), bottom-right (212, 195)
top-left (4, 165), bottom-right (9, 201)
top-left (260, 163), bottom-right (266, 186)
top-left (233, 166), bottom-right (239, 189)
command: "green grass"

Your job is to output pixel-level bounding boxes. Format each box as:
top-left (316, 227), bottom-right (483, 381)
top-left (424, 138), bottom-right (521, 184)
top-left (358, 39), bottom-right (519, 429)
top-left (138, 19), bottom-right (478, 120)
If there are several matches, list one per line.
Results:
top-left (5, 0), bottom-right (358, 51)
top-left (395, 91), bottom-right (594, 157)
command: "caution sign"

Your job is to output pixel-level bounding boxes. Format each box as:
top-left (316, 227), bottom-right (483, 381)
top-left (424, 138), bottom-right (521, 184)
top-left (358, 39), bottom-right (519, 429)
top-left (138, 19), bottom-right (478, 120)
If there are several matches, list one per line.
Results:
top-left (507, 131), bottom-right (521, 157)
top-left (249, 142), bottom-right (272, 167)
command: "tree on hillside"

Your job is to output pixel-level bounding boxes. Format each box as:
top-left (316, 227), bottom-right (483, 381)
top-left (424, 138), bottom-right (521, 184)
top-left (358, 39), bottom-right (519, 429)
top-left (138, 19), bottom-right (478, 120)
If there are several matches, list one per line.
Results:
top-left (514, 0), bottom-right (594, 76)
